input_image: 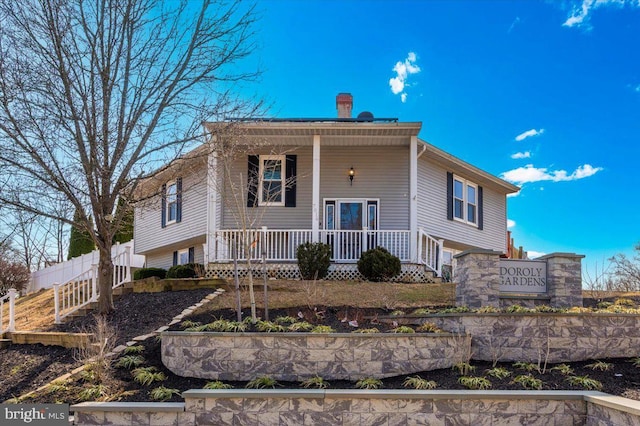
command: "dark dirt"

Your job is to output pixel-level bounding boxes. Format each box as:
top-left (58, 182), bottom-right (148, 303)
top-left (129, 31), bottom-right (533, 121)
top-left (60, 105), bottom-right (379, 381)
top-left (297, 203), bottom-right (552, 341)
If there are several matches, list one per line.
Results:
top-left (3, 290), bottom-right (640, 404)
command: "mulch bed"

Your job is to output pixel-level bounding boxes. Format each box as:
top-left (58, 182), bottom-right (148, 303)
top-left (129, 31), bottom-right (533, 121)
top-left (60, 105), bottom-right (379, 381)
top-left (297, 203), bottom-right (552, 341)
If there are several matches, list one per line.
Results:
top-left (3, 290), bottom-right (640, 404)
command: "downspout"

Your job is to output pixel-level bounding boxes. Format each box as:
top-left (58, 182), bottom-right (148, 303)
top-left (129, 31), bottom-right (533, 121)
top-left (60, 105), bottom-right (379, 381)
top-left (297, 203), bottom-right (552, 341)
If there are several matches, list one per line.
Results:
top-left (417, 142), bottom-right (427, 159)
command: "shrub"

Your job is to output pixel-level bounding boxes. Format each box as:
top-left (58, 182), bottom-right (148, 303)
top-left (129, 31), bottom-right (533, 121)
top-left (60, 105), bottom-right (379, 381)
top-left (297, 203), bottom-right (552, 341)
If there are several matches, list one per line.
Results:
top-left (566, 375), bottom-right (602, 391)
top-left (204, 380), bottom-right (233, 390)
top-left (301, 375), bottom-right (329, 389)
top-left (296, 242), bottom-right (331, 280)
top-left (166, 263), bottom-right (203, 279)
top-left (246, 376), bottom-right (279, 389)
top-left (355, 377), bottom-right (383, 389)
top-left (586, 360), bottom-right (613, 371)
top-left (403, 376), bottom-right (437, 390)
top-left (485, 367), bottom-right (511, 379)
top-left (512, 374), bottom-right (543, 390)
top-left (115, 355), bottom-right (145, 369)
top-left (458, 376), bottom-right (492, 390)
top-left (133, 267), bottom-right (167, 280)
top-left (357, 247), bottom-right (401, 282)
top-left (150, 386), bottom-right (181, 401)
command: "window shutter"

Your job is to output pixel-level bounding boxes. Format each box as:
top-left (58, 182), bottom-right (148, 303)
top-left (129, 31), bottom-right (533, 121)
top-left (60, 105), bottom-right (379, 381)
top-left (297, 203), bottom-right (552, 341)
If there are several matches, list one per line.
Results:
top-left (188, 247), bottom-right (195, 263)
top-left (172, 251), bottom-right (178, 266)
top-left (247, 155), bottom-right (259, 208)
top-left (176, 177), bottom-right (183, 223)
top-left (446, 172), bottom-right (453, 221)
top-left (478, 186), bottom-right (484, 230)
top-left (285, 155), bottom-right (297, 208)
top-left (161, 183), bottom-right (167, 228)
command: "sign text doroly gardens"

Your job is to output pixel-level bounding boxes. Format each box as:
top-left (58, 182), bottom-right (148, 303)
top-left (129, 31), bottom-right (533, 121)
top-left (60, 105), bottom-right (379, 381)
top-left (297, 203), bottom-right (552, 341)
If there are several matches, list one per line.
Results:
top-left (499, 259), bottom-right (547, 294)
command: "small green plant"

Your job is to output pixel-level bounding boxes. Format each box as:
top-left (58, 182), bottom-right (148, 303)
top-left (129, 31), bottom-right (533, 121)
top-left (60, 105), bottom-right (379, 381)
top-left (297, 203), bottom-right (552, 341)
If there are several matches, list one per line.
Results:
top-left (586, 361), bottom-right (613, 371)
top-left (132, 367), bottom-right (167, 386)
top-left (566, 375), bottom-right (603, 391)
top-left (439, 306), bottom-right (470, 314)
top-left (355, 377), bottom-right (383, 390)
top-left (416, 322), bottom-right (443, 333)
top-left (311, 325), bottom-right (335, 333)
top-left (390, 310), bottom-right (406, 316)
top-left (47, 379), bottom-right (71, 394)
top-left (287, 321), bottom-right (314, 332)
top-left (133, 267), bottom-right (167, 280)
top-left (512, 374), bottom-right (543, 390)
top-left (534, 305), bottom-right (560, 313)
top-left (181, 320), bottom-right (201, 329)
top-left (596, 301), bottom-right (613, 309)
top-left (630, 357), bottom-right (640, 367)
top-left (78, 384), bottom-right (108, 401)
top-left (505, 305), bottom-right (535, 313)
top-left (301, 375), bottom-right (329, 389)
top-left (255, 321), bottom-right (287, 333)
top-left (402, 376), bottom-right (437, 390)
top-left (184, 324), bottom-right (210, 332)
top-left (123, 345), bottom-right (145, 355)
top-left (225, 321), bottom-right (248, 332)
top-left (115, 355), bottom-right (145, 369)
top-left (411, 308), bottom-right (433, 315)
top-left (613, 298), bottom-right (635, 307)
top-left (204, 380), bottom-right (233, 390)
top-left (352, 328), bottom-right (380, 333)
top-left (391, 326), bottom-right (415, 333)
top-left (485, 367), bottom-right (511, 379)
top-left (551, 364), bottom-right (574, 375)
top-left (475, 306), bottom-right (501, 313)
top-left (297, 242), bottom-right (332, 280)
top-left (357, 247), bottom-right (401, 282)
top-left (458, 376), bottom-right (491, 390)
top-left (150, 386), bottom-right (181, 401)
top-left (513, 361), bottom-right (538, 372)
top-left (274, 316), bottom-right (298, 325)
top-left (452, 362), bottom-right (476, 376)
top-left (246, 376), bottom-right (279, 389)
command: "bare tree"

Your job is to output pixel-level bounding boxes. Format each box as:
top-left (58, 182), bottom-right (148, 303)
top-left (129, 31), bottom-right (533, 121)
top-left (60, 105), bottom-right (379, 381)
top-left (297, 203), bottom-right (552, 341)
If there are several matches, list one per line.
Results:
top-left (608, 242), bottom-right (640, 292)
top-left (0, 0), bottom-right (259, 313)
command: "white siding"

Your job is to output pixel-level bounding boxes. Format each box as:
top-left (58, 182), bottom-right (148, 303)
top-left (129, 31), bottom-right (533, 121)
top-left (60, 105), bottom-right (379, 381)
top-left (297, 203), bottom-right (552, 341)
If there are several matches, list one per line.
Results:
top-left (134, 164), bottom-right (208, 255)
top-left (417, 156), bottom-right (507, 252)
top-left (145, 244), bottom-right (205, 270)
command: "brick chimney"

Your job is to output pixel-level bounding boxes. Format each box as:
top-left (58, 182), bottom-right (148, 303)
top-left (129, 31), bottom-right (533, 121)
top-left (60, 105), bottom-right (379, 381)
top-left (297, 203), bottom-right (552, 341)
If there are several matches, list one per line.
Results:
top-left (336, 93), bottom-right (353, 118)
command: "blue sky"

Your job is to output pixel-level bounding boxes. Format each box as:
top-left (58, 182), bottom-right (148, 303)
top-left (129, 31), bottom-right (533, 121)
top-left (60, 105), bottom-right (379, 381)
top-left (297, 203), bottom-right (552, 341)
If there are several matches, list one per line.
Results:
top-left (244, 0), bottom-right (640, 273)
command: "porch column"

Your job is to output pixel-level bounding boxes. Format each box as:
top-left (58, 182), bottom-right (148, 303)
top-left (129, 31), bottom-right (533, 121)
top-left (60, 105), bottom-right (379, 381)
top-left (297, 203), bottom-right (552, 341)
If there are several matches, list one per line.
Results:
top-left (205, 140), bottom-right (219, 264)
top-left (312, 135), bottom-right (321, 242)
top-left (409, 135), bottom-right (418, 262)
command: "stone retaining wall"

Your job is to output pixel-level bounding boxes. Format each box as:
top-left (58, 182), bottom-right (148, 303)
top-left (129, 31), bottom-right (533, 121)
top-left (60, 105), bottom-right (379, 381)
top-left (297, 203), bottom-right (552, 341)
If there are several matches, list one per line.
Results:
top-left (71, 390), bottom-right (640, 426)
top-left (393, 313), bottom-right (640, 363)
top-left (161, 332), bottom-right (465, 381)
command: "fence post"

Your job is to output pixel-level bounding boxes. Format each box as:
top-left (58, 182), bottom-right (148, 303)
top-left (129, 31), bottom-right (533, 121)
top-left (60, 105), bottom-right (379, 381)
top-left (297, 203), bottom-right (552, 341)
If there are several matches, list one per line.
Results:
top-left (91, 264), bottom-right (99, 302)
top-left (7, 288), bottom-right (17, 332)
top-left (53, 283), bottom-right (61, 324)
top-left (437, 239), bottom-right (445, 278)
top-left (125, 246), bottom-right (132, 282)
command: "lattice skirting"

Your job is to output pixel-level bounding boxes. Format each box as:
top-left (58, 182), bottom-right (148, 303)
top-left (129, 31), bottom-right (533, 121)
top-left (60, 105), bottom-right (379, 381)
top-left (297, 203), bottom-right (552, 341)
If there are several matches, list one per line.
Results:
top-left (205, 263), bottom-right (439, 283)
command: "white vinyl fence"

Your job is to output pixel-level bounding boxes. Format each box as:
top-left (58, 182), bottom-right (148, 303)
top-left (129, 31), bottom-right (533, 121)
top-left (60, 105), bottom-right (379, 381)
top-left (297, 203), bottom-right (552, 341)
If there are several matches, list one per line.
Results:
top-left (29, 240), bottom-right (145, 293)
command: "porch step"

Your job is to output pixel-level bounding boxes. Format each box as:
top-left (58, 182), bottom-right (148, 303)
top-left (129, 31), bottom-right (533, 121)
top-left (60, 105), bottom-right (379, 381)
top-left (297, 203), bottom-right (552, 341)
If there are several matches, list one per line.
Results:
top-left (7, 331), bottom-right (91, 348)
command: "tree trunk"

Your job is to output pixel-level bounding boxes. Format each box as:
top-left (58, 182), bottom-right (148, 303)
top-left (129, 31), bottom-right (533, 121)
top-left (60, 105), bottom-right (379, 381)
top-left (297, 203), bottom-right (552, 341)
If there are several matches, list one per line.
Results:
top-left (97, 244), bottom-right (114, 314)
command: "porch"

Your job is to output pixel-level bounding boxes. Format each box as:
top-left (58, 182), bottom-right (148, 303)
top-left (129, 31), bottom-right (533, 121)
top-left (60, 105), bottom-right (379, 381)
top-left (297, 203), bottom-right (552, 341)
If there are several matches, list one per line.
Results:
top-left (206, 228), bottom-right (443, 277)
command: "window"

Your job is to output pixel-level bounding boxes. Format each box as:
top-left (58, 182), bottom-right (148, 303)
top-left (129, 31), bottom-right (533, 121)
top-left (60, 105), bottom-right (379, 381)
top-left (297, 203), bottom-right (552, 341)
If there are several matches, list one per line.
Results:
top-left (247, 155), bottom-right (297, 208)
top-left (161, 177), bottom-right (182, 228)
top-left (451, 175), bottom-right (479, 226)
top-left (259, 155), bottom-right (285, 206)
top-left (166, 181), bottom-right (178, 224)
top-left (177, 248), bottom-right (190, 265)
top-left (173, 246), bottom-right (194, 266)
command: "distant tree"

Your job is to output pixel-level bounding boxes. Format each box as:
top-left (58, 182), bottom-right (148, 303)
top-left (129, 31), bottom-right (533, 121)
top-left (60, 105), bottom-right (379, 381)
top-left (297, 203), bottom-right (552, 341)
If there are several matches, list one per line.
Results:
top-left (0, 243), bottom-right (30, 296)
top-left (608, 242), bottom-right (640, 292)
top-left (0, 0), bottom-right (259, 313)
top-left (112, 197), bottom-right (134, 245)
top-left (68, 208), bottom-right (95, 260)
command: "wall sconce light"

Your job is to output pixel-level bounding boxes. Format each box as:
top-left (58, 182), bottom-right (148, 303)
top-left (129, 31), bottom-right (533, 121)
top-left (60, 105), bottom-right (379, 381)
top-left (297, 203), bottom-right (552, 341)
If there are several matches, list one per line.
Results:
top-left (349, 167), bottom-right (355, 186)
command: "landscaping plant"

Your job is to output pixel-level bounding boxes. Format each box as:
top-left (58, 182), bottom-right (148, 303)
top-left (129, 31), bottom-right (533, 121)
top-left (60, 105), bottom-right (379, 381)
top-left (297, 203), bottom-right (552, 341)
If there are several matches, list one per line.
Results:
top-left (150, 386), bottom-right (181, 401)
top-left (132, 367), bottom-right (166, 386)
top-left (301, 376), bottom-right (330, 389)
top-left (357, 247), bottom-right (401, 282)
top-left (115, 355), bottom-right (145, 370)
top-left (566, 375), bottom-right (603, 391)
top-left (512, 374), bottom-right (543, 390)
top-left (296, 242), bottom-right (331, 280)
top-left (402, 376), bottom-right (437, 390)
top-left (458, 376), bottom-right (491, 390)
top-left (246, 376), bottom-right (279, 389)
top-left (355, 377), bottom-right (383, 390)
top-left (485, 367), bottom-right (511, 380)
top-left (586, 361), bottom-right (613, 371)
top-left (204, 381), bottom-right (233, 390)
top-left (133, 268), bottom-right (167, 280)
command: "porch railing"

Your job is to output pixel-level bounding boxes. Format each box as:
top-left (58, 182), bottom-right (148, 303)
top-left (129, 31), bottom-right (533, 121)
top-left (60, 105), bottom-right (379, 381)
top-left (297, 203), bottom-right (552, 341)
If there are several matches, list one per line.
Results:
top-left (417, 228), bottom-right (444, 277)
top-left (211, 228), bottom-right (411, 263)
top-left (0, 288), bottom-right (18, 334)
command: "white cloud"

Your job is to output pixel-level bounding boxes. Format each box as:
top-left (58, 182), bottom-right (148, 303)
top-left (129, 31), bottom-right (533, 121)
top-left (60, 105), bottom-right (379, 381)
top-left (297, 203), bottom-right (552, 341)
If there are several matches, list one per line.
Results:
top-left (507, 219), bottom-right (516, 228)
top-left (511, 151), bottom-right (531, 159)
top-left (635, 84), bottom-right (640, 92)
top-left (389, 52), bottom-right (420, 102)
top-left (515, 128), bottom-right (544, 142)
top-left (527, 251), bottom-right (546, 259)
top-left (508, 16), bottom-right (521, 33)
top-left (563, 0), bottom-right (633, 28)
top-left (500, 163), bottom-right (603, 185)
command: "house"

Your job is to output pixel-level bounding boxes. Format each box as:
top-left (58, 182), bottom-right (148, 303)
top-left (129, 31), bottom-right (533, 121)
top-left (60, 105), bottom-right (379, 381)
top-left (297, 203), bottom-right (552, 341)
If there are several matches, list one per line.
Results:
top-left (133, 93), bottom-right (520, 281)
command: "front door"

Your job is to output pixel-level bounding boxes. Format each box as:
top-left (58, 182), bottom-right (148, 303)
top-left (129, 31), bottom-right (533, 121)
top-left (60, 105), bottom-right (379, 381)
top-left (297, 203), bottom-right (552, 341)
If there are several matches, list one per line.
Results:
top-left (324, 199), bottom-right (378, 261)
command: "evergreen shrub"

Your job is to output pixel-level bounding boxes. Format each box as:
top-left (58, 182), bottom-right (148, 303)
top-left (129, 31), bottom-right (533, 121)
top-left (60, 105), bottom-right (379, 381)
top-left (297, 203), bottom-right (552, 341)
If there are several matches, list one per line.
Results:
top-left (166, 263), bottom-right (203, 279)
top-left (357, 247), bottom-right (401, 282)
top-left (296, 242), bottom-right (331, 280)
top-left (133, 268), bottom-right (167, 281)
